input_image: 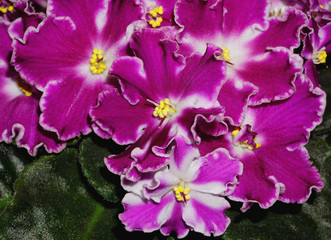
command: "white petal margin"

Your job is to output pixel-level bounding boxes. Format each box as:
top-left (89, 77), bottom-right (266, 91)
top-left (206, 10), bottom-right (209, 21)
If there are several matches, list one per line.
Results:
top-left (183, 191), bottom-right (231, 237)
top-left (120, 193), bottom-right (175, 232)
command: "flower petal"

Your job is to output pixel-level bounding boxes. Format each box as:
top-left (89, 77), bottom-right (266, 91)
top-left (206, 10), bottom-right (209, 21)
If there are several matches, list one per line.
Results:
top-left (183, 191), bottom-right (231, 237)
top-left (190, 148), bottom-right (242, 195)
top-left (91, 88), bottom-right (158, 145)
top-left (119, 193), bottom-right (175, 233)
top-left (13, 16), bottom-right (90, 90)
top-left (39, 77), bottom-right (109, 141)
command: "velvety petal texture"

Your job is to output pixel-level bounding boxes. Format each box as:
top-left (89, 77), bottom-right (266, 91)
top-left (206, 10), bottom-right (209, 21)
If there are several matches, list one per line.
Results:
top-left (0, 20), bottom-right (65, 156)
top-left (91, 29), bottom-right (227, 180)
top-left (12, 0), bottom-right (144, 140)
top-left (176, 0), bottom-right (306, 105)
top-left (198, 75), bottom-right (325, 209)
top-left (119, 136), bottom-right (242, 238)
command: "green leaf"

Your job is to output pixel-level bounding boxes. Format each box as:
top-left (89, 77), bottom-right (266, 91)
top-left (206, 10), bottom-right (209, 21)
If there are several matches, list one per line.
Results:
top-left (303, 136), bottom-right (331, 240)
top-left (79, 134), bottom-right (126, 203)
top-left (0, 149), bottom-right (119, 240)
top-left (0, 143), bottom-right (32, 211)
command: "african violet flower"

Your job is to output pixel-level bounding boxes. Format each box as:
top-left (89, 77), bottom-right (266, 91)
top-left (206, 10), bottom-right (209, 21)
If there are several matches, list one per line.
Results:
top-left (302, 17), bottom-right (331, 87)
top-left (90, 28), bottom-right (228, 181)
top-left (119, 135), bottom-right (243, 238)
top-left (197, 75), bottom-right (325, 210)
top-left (0, 19), bottom-right (65, 156)
top-left (176, 0), bottom-right (306, 106)
top-left (12, 0), bottom-right (144, 141)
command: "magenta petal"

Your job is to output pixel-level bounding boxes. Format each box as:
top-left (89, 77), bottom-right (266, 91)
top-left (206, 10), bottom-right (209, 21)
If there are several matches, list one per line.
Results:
top-left (104, 130), bottom-right (171, 181)
top-left (91, 89), bottom-right (158, 145)
top-left (249, 74), bottom-right (326, 150)
top-left (222, 0), bottom-right (268, 36)
top-left (112, 57), bottom-right (151, 104)
top-left (100, 0), bottom-right (144, 42)
top-left (8, 13), bottom-right (45, 41)
top-left (47, 0), bottom-right (107, 36)
top-left (160, 201), bottom-right (189, 238)
top-left (128, 29), bottom-right (185, 99)
top-left (261, 147), bottom-right (323, 203)
top-left (191, 148), bottom-right (242, 195)
top-left (229, 152), bottom-right (282, 209)
top-left (0, 95), bottom-right (66, 156)
top-left (218, 79), bottom-right (257, 125)
top-left (13, 17), bottom-right (90, 90)
top-left (237, 49), bottom-right (301, 105)
top-left (183, 192), bottom-right (231, 237)
top-left (120, 193), bottom-right (174, 233)
top-left (176, 0), bottom-right (224, 40)
top-left (178, 44), bottom-right (226, 102)
top-left (252, 8), bottom-right (307, 52)
top-left (40, 77), bottom-right (109, 141)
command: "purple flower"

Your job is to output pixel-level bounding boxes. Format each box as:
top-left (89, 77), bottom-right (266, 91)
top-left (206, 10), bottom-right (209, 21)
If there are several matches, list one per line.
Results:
top-left (90, 29), bottom-right (227, 181)
top-left (302, 17), bottom-right (331, 87)
top-left (0, 19), bottom-right (65, 156)
top-left (12, 0), bottom-right (144, 141)
top-left (119, 136), bottom-right (242, 238)
top-left (176, 0), bottom-right (306, 106)
top-left (198, 75), bottom-right (325, 210)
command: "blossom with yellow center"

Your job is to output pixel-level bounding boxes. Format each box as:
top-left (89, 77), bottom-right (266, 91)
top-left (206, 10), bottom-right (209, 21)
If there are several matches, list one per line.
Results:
top-left (89, 48), bottom-right (107, 74)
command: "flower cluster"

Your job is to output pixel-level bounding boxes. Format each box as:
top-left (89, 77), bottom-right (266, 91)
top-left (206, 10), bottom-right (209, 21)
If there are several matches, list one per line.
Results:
top-left (0, 0), bottom-right (329, 238)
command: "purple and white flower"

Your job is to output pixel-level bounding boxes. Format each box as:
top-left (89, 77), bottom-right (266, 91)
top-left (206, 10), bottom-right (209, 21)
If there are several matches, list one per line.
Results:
top-left (90, 28), bottom-right (228, 181)
top-left (120, 135), bottom-right (242, 238)
top-left (12, 0), bottom-right (144, 141)
top-left (0, 19), bottom-right (65, 156)
top-left (198, 75), bottom-right (325, 210)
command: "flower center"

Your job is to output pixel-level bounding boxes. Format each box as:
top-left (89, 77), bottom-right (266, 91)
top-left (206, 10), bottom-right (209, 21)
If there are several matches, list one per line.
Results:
top-left (16, 78), bottom-right (32, 97)
top-left (216, 47), bottom-right (233, 65)
top-left (148, 6), bottom-right (163, 28)
top-left (89, 48), bottom-right (107, 74)
top-left (232, 125), bottom-right (261, 150)
top-left (312, 48), bottom-right (327, 64)
top-left (151, 98), bottom-right (176, 119)
top-left (0, 2), bottom-right (14, 14)
top-left (173, 184), bottom-right (191, 203)
top-left (319, 3), bottom-right (331, 11)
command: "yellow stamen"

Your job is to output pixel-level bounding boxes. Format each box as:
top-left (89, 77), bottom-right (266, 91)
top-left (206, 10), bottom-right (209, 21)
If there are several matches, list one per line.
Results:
top-left (173, 185), bottom-right (191, 202)
top-left (16, 78), bottom-right (32, 97)
top-left (216, 47), bottom-right (232, 62)
top-left (148, 6), bottom-right (164, 28)
top-left (152, 98), bottom-right (176, 119)
top-left (312, 48), bottom-right (327, 64)
top-left (0, 7), bottom-right (7, 13)
top-left (318, 50), bottom-right (327, 64)
top-left (320, 4), bottom-right (324, 9)
top-left (221, 47), bottom-right (231, 61)
top-left (232, 127), bottom-right (261, 150)
top-left (89, 48), bottom-right (107, 74)
top-left (8, 5), bottom-right (14, 11)
top-left (232, 128), bottom-right (240, 137)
